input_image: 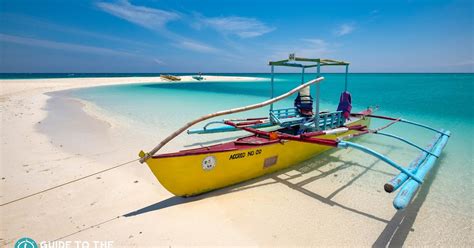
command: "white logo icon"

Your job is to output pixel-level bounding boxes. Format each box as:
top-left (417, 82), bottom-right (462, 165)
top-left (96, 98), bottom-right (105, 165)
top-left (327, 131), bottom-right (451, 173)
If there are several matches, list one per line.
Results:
top-left (202, 156), bottom-right (216, 171)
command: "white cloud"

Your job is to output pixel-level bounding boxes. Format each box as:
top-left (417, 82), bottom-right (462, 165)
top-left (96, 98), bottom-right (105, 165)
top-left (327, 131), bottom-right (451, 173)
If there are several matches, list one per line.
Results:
top-left (2, 13), bottom-right (153, 48)
top-left (175, 41), bottom-right (219, 53)
top-left (300, 39), bottom-right (331, 57)
top-left (96, 0), bottom-right (180, 31)
top-left (97, 1), bottom-right (220, 54)
top-left (153, 58), bottom-right (165, 65)
top-left (198, 16), bottom-right (275, 38)
top-left (301, 39), bottom-right (329, 54)
top-left (371, 10), bottom-right (379, 15)
top-left (334, 23), bottom-right (355, 36)
top-left (368, 10), bottom-right (380, 23)
top-left (451, 59), bottom-right (474, 66)
top-left (267, 38), bottom-right (334, 63)
top-left (0, 33), bottom-right (134, 57)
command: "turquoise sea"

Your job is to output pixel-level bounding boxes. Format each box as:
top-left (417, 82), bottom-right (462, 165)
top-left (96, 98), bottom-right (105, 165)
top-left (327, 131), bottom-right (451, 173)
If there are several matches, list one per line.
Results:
top-left (21, 73), bottom-right (474, 223)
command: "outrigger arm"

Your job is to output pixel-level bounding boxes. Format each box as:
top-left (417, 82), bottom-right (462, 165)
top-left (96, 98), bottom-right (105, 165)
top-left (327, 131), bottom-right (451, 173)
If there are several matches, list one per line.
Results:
top-left (374, 132), bottom-right (438, 158)
top-left (223, 113), bottom-right (450, 210)
top-left (345, 113), bottom-right (451, 209)
top-left (337, 141), bottom-right (424, 184)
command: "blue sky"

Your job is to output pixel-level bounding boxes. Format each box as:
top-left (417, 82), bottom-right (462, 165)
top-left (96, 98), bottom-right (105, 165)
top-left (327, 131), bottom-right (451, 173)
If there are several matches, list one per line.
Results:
top-left (0, 0), bottom-right (472, 72)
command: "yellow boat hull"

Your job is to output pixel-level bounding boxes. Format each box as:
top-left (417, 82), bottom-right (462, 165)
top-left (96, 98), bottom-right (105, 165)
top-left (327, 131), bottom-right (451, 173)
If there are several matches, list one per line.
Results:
top-left (143, 117), bottom-right (370, 196)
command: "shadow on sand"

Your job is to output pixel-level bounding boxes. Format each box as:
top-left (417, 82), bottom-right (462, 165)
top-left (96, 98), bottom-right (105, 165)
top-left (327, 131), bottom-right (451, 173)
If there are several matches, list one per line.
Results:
top-left (123, 142), bottom-right (443, 246)
top-left (371, 155), bottom-right (445, 247)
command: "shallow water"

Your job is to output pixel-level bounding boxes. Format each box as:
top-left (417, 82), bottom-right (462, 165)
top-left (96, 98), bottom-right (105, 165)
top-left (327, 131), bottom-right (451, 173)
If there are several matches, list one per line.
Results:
top-left (68, 73), bottom-right (473, 220)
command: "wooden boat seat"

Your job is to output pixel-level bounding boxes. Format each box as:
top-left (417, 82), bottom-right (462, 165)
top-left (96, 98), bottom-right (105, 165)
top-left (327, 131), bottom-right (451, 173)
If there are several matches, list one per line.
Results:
top-left (277, 116), bottom-right (305, 125)
top-left (271, 108), bottom-right (344, 130)
top-left (270, 108), bottom-right (306, 126)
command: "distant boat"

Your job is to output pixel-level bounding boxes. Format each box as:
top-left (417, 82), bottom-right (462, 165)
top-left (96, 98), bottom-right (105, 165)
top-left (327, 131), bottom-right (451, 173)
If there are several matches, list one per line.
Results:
top-left (160, 74), bottom-right (181, 81)
top-left (192, 75), bottom-right (204, 80)
top-left (193, 72), bottom-right (204, 80)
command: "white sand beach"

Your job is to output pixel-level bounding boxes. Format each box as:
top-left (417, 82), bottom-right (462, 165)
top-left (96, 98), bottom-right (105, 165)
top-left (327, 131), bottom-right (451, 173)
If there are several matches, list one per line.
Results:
top-left (0, 76), bottom-right (471, 247)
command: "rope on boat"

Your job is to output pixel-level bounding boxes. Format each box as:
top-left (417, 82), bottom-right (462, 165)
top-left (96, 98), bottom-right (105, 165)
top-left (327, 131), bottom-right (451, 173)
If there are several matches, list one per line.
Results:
top-left (0, 158), bottom-right (139, 207)
top-left (140, 77), bottom-right (326, 163)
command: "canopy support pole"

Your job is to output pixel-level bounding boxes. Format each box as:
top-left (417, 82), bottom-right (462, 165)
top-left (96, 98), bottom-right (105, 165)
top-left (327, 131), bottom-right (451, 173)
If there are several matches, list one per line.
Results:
top-left (315, 62), bottom-right (321, 130)
top-left (301, 67), bottom-right (305, 84)
top-left (344, 65), bottom-right (349, 92)
top-left (270, 65), bottom-right (275, 111)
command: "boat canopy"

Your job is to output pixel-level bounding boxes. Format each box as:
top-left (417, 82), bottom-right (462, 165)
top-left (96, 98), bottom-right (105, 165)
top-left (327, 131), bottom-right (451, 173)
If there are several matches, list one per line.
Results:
top-left (269, 56), bottom-right (349, 68)
top-left (268, 54), bottom-right (351, 130)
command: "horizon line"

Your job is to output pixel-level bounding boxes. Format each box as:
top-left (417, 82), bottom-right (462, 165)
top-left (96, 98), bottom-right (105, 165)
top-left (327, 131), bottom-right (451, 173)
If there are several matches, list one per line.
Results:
top-left (1, 72), bottom-right (473, 74)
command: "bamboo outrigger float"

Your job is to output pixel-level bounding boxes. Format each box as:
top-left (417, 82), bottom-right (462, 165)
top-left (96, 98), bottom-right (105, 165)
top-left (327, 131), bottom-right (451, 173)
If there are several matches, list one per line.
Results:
top-left (140, 55), bottom-right (450, 210)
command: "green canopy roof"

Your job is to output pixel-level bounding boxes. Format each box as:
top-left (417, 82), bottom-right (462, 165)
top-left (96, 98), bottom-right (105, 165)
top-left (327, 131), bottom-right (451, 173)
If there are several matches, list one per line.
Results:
top-left (269, 56), bottom-right (349, 68)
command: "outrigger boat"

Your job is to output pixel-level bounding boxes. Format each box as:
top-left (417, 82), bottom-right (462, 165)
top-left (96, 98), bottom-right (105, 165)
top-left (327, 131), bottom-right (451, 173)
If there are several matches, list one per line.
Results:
top-left (160, 74), bottom-right (181, 81)
top-left (192, 72), bottom-right (204, 81)
top-left (140, 55), bottom-right (450, 210)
